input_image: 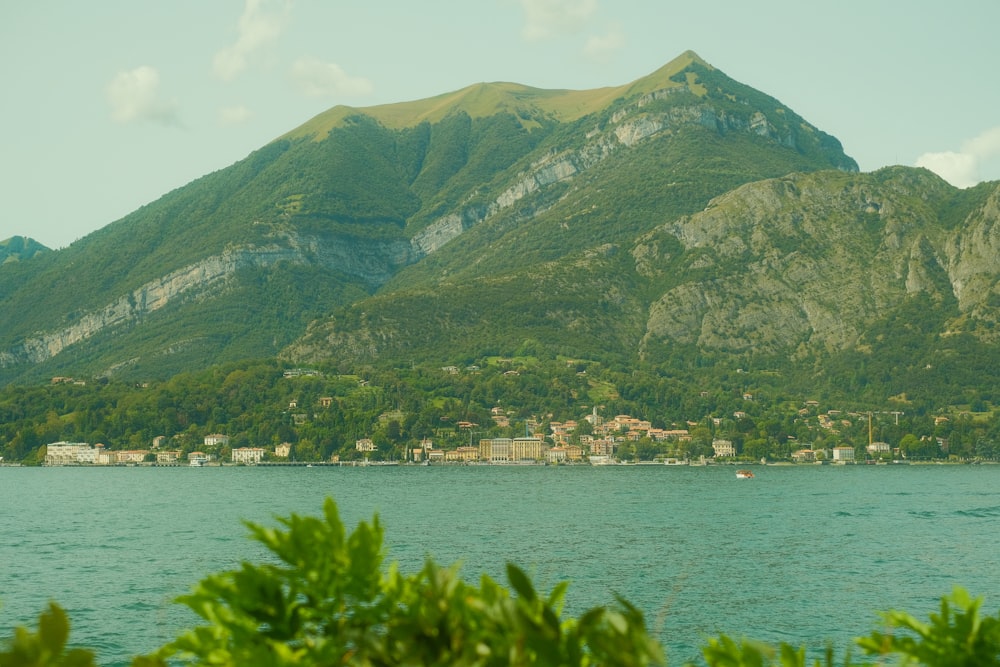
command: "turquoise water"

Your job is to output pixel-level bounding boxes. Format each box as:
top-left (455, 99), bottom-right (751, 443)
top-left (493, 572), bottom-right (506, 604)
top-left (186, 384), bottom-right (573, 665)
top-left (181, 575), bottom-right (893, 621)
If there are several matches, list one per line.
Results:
top-left (2, 464), bottom-right (999, 665)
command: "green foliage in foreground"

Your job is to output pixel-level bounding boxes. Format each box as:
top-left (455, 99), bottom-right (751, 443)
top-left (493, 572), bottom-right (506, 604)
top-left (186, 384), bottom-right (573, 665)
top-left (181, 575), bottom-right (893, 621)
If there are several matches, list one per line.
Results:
top-left (4, 499), bottom-right (1000, 666)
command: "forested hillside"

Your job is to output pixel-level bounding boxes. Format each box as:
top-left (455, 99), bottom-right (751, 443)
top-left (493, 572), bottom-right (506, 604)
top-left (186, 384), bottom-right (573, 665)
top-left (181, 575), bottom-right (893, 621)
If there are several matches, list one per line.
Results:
top-left (3, 357), bottom-right (998, 465)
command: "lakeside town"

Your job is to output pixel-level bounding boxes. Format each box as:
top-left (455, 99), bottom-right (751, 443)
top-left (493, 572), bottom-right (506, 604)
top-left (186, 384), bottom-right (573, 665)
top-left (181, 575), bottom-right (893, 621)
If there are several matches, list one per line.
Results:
top-left (36, 405), bottom-right (948, 467)
top-left (4, 359), bottom-right (995, 467)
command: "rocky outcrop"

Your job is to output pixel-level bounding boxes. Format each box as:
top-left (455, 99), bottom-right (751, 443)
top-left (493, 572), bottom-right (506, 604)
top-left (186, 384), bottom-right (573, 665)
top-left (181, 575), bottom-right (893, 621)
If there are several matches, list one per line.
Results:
top-left (942, 188), bottom-right (1000, 312)
top-left (0, 232), bottom-right (415, 368)
top-left (635, 171), bottom-right (1000, 357)
top-left (406, 88), bottom-right (826, 259)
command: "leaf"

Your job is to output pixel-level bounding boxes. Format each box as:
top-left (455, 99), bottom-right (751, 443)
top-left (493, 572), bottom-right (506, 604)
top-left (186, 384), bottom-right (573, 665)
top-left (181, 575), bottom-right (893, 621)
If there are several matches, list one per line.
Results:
top-left (37, 602), bottom-right (70, 653)
top-left (506, 563), bottom-right (536, 602)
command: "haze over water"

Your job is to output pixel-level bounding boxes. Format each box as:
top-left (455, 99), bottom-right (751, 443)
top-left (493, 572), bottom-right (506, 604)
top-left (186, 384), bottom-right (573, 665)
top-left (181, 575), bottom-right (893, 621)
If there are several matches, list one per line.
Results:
top-left (3, 464), bottom-right (999, 665)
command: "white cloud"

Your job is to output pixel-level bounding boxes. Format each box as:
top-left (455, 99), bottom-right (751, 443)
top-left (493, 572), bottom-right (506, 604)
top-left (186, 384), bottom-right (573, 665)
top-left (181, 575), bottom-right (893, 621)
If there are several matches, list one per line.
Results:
top-left (213, 0), bottom-right (291, 81)
top-left (106, 66), bottom-right (180, 126)
top-left (916, 126), bottom-right (1000, 188)
top-left (965, 126), bottom-right (1000, 160)
top-left (520, 0), bottom-right (598, 41)
top-left (218, 105), bottom-right (253, 126)
top-left (583, 22), bottom-right (625, 62)
top-left (290, 57), bottom-right (374, 98)
top-left (916, 151), bottom-right (978, 188)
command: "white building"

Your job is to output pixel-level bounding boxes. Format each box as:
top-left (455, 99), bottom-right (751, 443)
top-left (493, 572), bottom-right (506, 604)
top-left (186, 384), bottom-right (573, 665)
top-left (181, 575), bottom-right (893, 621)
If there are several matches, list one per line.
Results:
top-left (355, 438), bottom-right (377, 452)
top-left (44, 442), bottom-right (94, 465)
top-left (712, 439), bottom-right (736, 458)
top-left (866, 441), bottom-right (891, 455)
top-left (231, 447), bottom-right (265, 464)
top-left (832, 445), bottom-right (855, 462)
top-left (546, 446), bottom-right (568, 463)
top-left (204, 434), bottom-right (230, 447)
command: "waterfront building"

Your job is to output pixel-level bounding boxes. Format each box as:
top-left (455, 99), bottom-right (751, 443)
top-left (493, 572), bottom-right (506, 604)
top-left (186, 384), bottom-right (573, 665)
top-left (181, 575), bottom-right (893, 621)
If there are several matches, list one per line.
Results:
top-left (156, 450), bottom-right (182, 464)
top-left (832, 445), bottom-right (856, 462)
top-left (480, 438), bottom-right (513, 462)
top-left (866, 441), bottom-right (891, 456)
top-left (791, 449), bottom-right (816, 463)
top-left (445, 446), bottom-right (480, 462)
top-left (512, 437), bottom-right (544, 461)
top-left (546, 446), bottom-right (568, 463)
top-left (232, 447), bottom-right (265, 464)
top-left (712, 439), bottom-right (736, 458)
top-left (44, 442), bottom-right (94, 465)
top-left (115, 450), bottom-right (149, 464)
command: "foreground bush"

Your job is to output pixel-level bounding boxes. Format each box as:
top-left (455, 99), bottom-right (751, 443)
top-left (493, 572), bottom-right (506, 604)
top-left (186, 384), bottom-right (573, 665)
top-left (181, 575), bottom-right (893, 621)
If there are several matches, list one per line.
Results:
top-left (3, 498), bottom-right (1000, 665)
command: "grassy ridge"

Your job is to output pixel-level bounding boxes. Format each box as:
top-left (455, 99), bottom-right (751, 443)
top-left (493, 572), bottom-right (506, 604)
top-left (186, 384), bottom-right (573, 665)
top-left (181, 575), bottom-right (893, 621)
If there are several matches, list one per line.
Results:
top-left (282, 50), bottom-right (711, 140)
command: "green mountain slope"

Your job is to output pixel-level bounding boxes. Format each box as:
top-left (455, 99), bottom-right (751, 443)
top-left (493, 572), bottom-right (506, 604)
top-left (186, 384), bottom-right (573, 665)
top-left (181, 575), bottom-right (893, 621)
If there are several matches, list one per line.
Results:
top-left (0, 50), bottom-right (862, 384)
top-left (285, 166), bottom-right (1000, 386)
top-left (0, 236), bottom-right (49, 265)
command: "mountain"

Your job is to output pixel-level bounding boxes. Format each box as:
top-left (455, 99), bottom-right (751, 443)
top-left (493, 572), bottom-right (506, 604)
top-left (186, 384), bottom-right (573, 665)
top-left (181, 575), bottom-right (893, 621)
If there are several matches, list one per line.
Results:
top-left (287, 167), bottom-right (1000, 393)
top-left (0, 236), bottom-right (49, 265)
top-left (7, 49), bottom-right (994, 405)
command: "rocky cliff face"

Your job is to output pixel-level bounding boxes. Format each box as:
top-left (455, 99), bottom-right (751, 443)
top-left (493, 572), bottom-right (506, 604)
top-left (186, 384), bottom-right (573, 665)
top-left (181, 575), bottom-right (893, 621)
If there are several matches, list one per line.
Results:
top-left (634, 169), bottom-right (1000, 358)
top-left (0, 231), bottom-right (415, 369)
top-left (411, 76), bottom-right (848, 256)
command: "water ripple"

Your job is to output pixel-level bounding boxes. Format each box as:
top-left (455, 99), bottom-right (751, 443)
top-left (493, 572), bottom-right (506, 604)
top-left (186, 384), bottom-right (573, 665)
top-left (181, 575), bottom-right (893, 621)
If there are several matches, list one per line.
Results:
top-left (2, 465), bottom-right (999, 666)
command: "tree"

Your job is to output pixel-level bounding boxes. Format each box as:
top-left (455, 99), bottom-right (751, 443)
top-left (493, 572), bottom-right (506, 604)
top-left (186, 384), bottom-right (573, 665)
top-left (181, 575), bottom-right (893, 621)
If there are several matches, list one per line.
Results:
top-left (144, 498), bottom-right (664, 667)
top-left (742, 437), bottom-right (770, 461)
top-left (0, 602), bottom-right (97, 667)
top-left (899, 433), bottom-right (938, 460)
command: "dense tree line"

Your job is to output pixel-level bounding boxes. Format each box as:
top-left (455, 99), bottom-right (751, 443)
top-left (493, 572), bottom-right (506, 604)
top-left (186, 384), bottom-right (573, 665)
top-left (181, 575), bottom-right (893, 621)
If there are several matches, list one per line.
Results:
top-left (2, 356), bottom-right (999, 464)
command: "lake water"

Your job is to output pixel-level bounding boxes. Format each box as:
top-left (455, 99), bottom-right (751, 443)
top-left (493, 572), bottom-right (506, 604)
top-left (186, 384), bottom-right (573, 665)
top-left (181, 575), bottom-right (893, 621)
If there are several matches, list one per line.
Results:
top-left (2, 464), bottom-right (999, 665)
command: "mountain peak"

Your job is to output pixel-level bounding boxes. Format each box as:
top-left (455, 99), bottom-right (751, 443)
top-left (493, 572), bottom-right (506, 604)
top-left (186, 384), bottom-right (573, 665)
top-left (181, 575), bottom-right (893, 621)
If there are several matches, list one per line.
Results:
top-left (284, 50), bottom-right (715, 141)
top-left (0, 236), bottom-right (49, 264)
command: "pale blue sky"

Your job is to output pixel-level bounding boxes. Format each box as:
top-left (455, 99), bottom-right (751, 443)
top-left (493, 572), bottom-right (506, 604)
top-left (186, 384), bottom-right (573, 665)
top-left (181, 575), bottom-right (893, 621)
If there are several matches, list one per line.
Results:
top-left (2, 0), bottom-right (999, 249)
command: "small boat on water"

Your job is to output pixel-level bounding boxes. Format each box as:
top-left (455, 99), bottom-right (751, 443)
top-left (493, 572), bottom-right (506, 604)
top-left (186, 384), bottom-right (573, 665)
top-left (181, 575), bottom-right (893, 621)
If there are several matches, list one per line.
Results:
top-left (736, 469), bottom-right (754, 479)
